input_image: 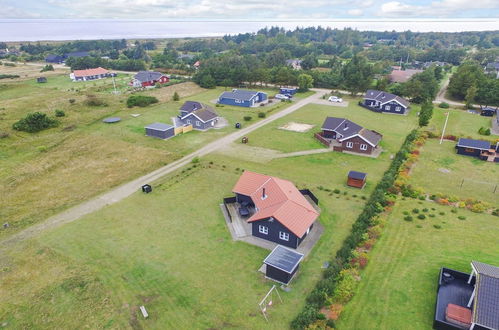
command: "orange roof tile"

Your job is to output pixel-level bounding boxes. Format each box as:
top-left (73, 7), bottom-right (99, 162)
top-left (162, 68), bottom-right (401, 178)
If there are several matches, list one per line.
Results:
top-left (233, 171), bottom-right (319, 238)
top-left (73, 67), bottom-right (109, 77)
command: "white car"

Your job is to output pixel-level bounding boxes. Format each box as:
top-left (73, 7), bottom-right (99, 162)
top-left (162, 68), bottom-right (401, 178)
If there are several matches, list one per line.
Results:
top-left (328, 96), bottom-right (343, 102)
top-left (275, 94), bottom-right (290, 100)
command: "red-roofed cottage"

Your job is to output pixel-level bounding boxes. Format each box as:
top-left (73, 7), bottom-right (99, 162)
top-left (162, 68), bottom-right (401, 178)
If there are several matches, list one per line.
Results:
top-left (232, 171), bottom-right (319, 248)
top-left (70, 67), bottom-right (115, 81)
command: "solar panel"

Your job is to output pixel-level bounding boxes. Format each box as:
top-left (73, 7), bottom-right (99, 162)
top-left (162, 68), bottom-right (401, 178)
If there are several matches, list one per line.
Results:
top-left (264, 245), bottom-right (304, 274)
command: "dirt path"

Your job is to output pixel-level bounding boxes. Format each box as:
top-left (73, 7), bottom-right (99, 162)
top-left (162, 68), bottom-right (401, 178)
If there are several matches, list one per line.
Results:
top-left (274, 148), bottom-right (332, 158)
top-left (1, 89), bottom-right (328, 248)
top-left (433, 75), bottom-right (465, 107)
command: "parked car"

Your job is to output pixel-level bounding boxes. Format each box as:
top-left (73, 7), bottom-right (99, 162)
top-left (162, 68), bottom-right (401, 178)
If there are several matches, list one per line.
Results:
top-left (328, 96), bottom-right (343, 102)
top-left (275, 94), bottom-right (290, 100)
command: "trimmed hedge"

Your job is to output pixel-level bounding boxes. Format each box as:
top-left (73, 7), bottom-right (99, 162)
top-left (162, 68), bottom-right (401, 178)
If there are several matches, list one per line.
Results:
top-left (291, 129), bottom-right (419, 329)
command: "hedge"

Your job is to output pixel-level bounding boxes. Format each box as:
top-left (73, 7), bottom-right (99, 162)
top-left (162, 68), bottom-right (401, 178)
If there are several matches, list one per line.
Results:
top-left (291, 129), bottom-right (419, 329)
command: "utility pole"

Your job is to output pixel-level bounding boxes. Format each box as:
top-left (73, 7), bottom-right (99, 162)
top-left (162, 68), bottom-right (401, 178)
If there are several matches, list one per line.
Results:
top-left (440, 112), bottom-right (450, 144)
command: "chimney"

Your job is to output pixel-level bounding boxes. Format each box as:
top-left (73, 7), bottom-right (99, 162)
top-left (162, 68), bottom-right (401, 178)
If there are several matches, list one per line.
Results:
top-left (262, 187), bottom-right (267, 200)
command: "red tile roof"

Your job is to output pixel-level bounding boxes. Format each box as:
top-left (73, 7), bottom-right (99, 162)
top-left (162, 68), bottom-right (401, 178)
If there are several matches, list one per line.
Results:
top-left (232, 171), bottom-right (319, 238)
top-left (73, 67), bottom-right (109, 77)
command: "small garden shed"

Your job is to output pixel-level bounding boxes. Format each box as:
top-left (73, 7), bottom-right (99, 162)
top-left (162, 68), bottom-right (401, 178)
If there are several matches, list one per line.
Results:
top-left (37, 77), bottom-right (47, 83)
top-left (263, 245), bottom-right (304, 285)
top-left (145, 122), bottom-right (174, 140)
top-left (347, 171), bottom-right (367, 189)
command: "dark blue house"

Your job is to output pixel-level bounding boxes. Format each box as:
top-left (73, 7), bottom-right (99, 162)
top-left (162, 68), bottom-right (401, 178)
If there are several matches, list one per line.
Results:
top-left (363, 90), bottom-right (410, 114)
top-left (232, 171), bottom-right (319, 249)
top-left (456, 138), bottom-right (498, 162)
top-left (45, 54), bottom-right (64, 64)
top-left (218, 89), bottom-right (267, 107)
top-left (279, 87), bottom-right (298, 95)
top-left (178, 101), bottom-right (219, 130)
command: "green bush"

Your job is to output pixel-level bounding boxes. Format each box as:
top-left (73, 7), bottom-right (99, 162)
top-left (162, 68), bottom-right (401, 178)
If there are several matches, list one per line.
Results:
top-left (85, 95), bottom-right (107, 107)
top-left (429, 214), bottom-right (436, 218)
top-left (403, 211), bottom-right (409, 215)
top-left (438, 102), bottom-right (450, 108)
top-left (404, 216), bottom-right (413, 222)
top-left (172, 91), bottom-right (180, 101)
top-left (69, 99), bottom-right (76, 104)
top-left (333, 189), bottom-right (340, 194)
top-left (412, 208), bottom-right (420, 214)
top-left (422, 208), bottom-right (429, 212)
top-left (451, 209), bottom-right (458, 213)
top-left (12, 112), bottom-right (59, 133)
top-left (458, 216), bottom-right (466, 220)
top-left (54, 109), bottom-right (65, 117)
top-left (439, 211), bottom-right (445, 215)
top-left (433, 224), bottom-right (442, 229)
top-left (258, 112), bottom-right (266, 118)
top-left (40, 64), bottom-right (54, 72)
top-left (417, 214), bottom-right (426, 220)
top-left (478, 127), bottom-right (491, 136)
top-left (243, 116), bottom-right (252, 121)
top-left (126, 95), bottom-right (159, 108)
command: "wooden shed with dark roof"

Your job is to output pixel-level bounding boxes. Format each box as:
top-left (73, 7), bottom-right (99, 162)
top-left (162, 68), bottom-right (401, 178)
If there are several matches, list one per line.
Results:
top-left (347, 171), bottom-right (367, 189)
top-left (263, 245), bottom-right (304, 284)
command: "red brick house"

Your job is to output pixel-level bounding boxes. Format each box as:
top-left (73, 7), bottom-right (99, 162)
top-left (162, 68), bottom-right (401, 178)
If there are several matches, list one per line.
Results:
top-left (316, 117), bottom-right (382, 155)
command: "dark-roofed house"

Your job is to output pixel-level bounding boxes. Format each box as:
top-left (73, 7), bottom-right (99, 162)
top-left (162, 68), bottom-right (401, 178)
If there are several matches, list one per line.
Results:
top-left (218, 89), bottom-right (267, 108)
top-left (434, 261), bottom-right (499, 330)
top-left (232, 171), bottom-right (320, 249)
top-left (178, 101), bottom-right (219, 130)
top-left (363, 90), bottom-right (410, 114)
top-left (347, 171), bottom-right (367, 189)
top-left (455, 138), bottom-right (498, 162)
top-left (130, 71), bottom-right (169, 88)
top-left (145, 122), bottom-right (175, 140)
top-left (480, 106), bottom-right (497, 117)
top-left (45, 54), bottom-right (64, 64)
top-left (263, 245), bottom-right (304, 284)
top-left (316, 117), bottom-right (382, 155)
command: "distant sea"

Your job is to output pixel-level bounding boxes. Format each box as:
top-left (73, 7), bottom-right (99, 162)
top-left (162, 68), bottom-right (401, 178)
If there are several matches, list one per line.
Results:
top-left (0, 19), bottom-right (498, 42)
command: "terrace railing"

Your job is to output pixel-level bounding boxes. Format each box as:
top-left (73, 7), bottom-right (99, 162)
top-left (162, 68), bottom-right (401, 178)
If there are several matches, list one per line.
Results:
top-left (223, 197), bottom-right (237, 223)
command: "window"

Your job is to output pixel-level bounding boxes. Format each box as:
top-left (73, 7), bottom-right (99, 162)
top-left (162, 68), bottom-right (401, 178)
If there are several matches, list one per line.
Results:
top-left (187, 119), bottom-right (191, 124)
top-left (395, 106), bottom-right (401, 112)
top-left (360, 144), bottom-right (368, 151)
top-left (235, 99), bottom-right (242, 103)
top-left (346, 142), bottom-right (353, 148)
top-left (259, 225), bottom-right (268, 235)
top-left (279, 231), bottom-right (289, 241)
top-left (196, 121), bottom-right (200, 126)
top-left (385, 105), bottom-right (390, 110)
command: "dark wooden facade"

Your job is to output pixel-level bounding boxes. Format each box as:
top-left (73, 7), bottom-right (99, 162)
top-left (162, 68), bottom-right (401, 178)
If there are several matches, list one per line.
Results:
top-left (363, 99), bottom-right (407, 114)
top-left (251, 218), bottom-right (306, 249)
top-left (347, 177), bottom-right (366, 189)
top-left (341, 135), bottom-right (374, 154)
top-left (266, 264), bottom-right (299, 284)
top-left (455, 145), bottom-right (483, 158)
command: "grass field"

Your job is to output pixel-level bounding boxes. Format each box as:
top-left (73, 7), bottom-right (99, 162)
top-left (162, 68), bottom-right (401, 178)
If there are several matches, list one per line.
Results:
top-left (0, 73), bottom-right (292, 238)
top-left (337, 199), bottom-right (499, 330)
top-left (244, 100), bottom-right (419, 155)
top-left (1, 152), bottom-right (372, 329)
top-left (409, 139), bottom-right (498, 205)
top-left (427, 107), bottom-right (495, 140)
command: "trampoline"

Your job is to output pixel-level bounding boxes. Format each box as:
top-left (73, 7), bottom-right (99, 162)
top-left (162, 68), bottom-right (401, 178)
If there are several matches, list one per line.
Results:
top-left (103, 117), bottom-right (121, 123)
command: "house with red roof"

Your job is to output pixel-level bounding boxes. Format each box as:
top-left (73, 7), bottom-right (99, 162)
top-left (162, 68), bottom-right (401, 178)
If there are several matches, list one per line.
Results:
top-left (70, 67), bottom-right (115, 82)
top-left (232, 171), bottom-right (319, 249)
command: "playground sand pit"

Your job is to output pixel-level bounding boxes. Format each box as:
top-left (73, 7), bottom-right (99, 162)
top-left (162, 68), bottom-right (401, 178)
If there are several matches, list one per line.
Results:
top-left (278, 122), bottom-right (314, 133)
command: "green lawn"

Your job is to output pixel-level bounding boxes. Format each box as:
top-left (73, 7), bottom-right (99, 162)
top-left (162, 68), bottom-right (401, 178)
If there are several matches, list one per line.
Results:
top-left (337, 199), bottom-right (499, 330)
top-left (427, 107), bottom-right (494, 140)
top-left (244, 100), bottom-right (419, 154)
top-left (409, 139), bottom-right (498, 205)
top-left (1, 151), bottom-right (375, 329)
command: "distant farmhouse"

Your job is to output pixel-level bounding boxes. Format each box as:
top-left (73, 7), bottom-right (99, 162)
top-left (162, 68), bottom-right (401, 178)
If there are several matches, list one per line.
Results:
top-left (46, 51), bottom-right (90, 64)
top-left (130, 71), bottom-right (169, 88)
top-left (315, 117), bottom-right (382, 155)
top-left (362, 90), bottom-right (410, 114)
top-left (70, 67), bottom-right (116, 82)
top-left (286, 59), bottom-right (302, 70)
top-left (231, 171), bottom-right (319, 249)
top-left (218, 89), bottom-right (267, 107)
top-left (485, 62), bottom-right (499, 79)
top-left (456, 138), bottom-right (499, 162)
top-left (177, 101), bottom-right (219, 130)
top-left (389, 69), bottom-right (423, 83)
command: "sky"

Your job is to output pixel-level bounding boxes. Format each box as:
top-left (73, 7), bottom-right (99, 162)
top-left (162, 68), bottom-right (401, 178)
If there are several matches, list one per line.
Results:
top-left (0, 0), bottom-right (498, 19)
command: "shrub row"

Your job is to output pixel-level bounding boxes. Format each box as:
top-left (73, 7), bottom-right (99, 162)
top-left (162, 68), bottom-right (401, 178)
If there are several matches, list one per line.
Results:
top-left (126, 95), bottom-right (159, 108)
top-left (291, 129), bottom-right (419, 329)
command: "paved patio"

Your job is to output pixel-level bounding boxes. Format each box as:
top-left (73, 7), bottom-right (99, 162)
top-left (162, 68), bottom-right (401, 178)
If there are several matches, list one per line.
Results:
top-left (219, 201), bottom-right (323, 257)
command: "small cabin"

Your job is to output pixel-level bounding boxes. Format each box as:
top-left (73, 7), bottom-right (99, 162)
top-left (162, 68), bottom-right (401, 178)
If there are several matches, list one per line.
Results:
top-left (347, 171), bottom-right (367, 189)
top-left (279, 87), bottom-right (298, 95)
top-left (145, 122), bottom-right (174, 140)
top-left (37, 77), bottom-right (47, 83)
top-left (263, 245), bottom-right (304, 285)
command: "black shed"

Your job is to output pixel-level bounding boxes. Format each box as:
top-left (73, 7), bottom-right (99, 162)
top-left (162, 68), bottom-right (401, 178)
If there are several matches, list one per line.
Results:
top-left (37, 77), bottom-right (47, 83)
top-left (145, 122), bottom-right (174, 140)
top-left (263, 245), bottom-right (304, 285)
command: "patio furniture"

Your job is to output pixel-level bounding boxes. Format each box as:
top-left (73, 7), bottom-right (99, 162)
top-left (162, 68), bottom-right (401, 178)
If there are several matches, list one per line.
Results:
top-left (239, 206), bottom-right (250, 216)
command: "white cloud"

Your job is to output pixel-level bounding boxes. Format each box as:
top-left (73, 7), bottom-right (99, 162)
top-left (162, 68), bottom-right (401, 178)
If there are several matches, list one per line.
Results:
top-left (380, 0), bottom-right (499, 17)
top-left (347, 9), bottom-right (364, 16)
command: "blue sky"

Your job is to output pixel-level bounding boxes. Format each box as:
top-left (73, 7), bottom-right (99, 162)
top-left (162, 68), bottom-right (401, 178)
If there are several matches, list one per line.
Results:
top-left (0, 0), bottom-right (498, 19)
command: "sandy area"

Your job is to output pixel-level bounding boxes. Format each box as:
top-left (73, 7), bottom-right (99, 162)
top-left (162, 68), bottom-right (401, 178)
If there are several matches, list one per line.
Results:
top-left (278, 121), bottom-right (315, 132)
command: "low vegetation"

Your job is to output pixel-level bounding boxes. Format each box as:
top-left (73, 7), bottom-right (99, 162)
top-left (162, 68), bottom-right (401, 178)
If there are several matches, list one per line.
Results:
top-left (12, 112), bottom-right (59, 133)
top-left (126, 94), bottom-right (159, 107)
